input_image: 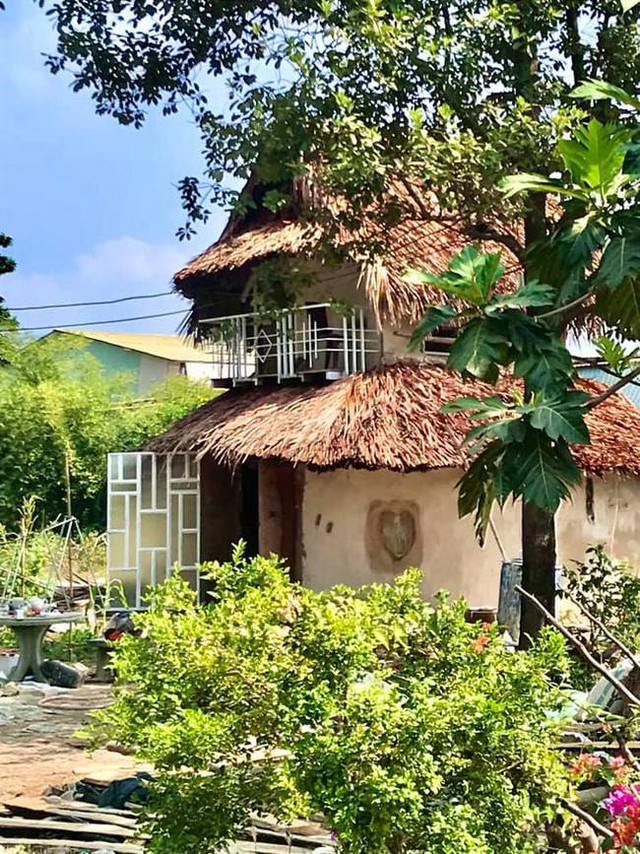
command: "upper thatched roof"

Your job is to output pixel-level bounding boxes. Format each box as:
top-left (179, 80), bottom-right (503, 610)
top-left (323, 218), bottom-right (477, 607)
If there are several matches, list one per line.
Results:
top-left (174, 181), bottom-right (523, 327)
top-left (145, 362), bottom-right (640, 477)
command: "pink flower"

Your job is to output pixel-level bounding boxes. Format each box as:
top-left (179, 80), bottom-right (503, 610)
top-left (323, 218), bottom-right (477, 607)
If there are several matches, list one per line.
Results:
top-left (603, 786), bottom-right (640, 817)
top-left (610, 756), bottom-right (626, 770)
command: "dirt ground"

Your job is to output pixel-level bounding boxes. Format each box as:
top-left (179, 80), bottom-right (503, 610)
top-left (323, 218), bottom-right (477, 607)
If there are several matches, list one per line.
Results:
top-left (0, 682), bottom-right (150, 800)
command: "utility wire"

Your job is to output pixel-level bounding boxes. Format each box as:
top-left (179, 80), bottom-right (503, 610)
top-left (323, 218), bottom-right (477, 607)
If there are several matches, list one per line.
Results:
top-left (5, 291), bottom-right (173, 311)
top-left (0, 297), bottom-right (235, 332)
top-left (0, 308), bottom-right (189, 332)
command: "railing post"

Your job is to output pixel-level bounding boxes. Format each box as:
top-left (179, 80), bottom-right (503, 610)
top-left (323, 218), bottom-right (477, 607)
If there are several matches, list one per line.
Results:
top-left (342, 314), bottom-right (349, 375)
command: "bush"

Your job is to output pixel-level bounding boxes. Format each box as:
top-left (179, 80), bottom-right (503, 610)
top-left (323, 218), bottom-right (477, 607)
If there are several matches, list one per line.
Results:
top-left (0, 336), bottom-right (215, 529)
top-left (563, 545), bottom-right (640, 680)
top-left (93, 547), bottom-right (573, 854)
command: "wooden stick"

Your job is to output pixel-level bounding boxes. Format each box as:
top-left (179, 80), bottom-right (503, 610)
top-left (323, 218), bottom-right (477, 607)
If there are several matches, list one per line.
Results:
top-left (515, 585), bottom-right (640, 707)
top-left (563, 800), bottom-right (613, 840)
top-left (564, 589), bottom-right (640, 671)
top-left (612, 728), bottom-right (640, 771)
top-left (584, 365), bottom-right (640, 410)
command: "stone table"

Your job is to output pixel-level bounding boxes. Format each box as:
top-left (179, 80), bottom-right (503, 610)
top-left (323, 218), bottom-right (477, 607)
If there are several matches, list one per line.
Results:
top-left (0, 613), bottom-right (82, 683)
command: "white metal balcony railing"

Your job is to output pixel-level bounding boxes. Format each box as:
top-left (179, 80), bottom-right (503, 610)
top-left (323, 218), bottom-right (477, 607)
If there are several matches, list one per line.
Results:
top-left (203, 303), bottom-right (381, 384)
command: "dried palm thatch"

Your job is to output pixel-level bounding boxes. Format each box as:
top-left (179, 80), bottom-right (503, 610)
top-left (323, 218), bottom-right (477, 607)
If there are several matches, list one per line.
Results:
top-left (174, 179), bottom-right (523, 327)
top-left (145, 362), bottom-right (640, 477)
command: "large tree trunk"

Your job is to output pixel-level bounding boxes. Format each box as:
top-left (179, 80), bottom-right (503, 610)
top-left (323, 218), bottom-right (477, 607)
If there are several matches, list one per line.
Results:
top-left (519, 502), bottom-right (556, 649)
top-left (519, 189), bottom-right (559, 646)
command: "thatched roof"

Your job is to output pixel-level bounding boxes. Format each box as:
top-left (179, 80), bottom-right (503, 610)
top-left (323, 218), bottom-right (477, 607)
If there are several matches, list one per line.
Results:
top-left (174, 183), bottom-right (523, 327)
top-left (145, 362), bottom-right (640, 477)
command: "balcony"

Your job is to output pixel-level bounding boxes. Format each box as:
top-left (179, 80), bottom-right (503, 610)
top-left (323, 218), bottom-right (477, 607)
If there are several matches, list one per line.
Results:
top-left (203, 303), bottom-right (381, 385)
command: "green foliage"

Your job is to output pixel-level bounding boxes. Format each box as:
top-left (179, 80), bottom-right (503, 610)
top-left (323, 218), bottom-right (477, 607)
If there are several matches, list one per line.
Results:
top-left (563, 545), bottom-right (640, 674)
top-left (594, 335), bottom-right (638, 374)
top-left (36, 1), bottom-right (640, 238)
top-left (0, 335), bottom-right (215, 529)
top-left (0, 233), bottom-right (16, 278)
top-left (93, 549), bottom-right (573, 854)
top-left (410, 92), bottom-right (640, 541)
top-left (409, 244), bottom-right (589, 537)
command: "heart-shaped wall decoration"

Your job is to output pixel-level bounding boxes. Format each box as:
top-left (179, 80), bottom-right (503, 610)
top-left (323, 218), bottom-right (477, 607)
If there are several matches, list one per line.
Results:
top-left (379, 510), bottom-right (416, 561)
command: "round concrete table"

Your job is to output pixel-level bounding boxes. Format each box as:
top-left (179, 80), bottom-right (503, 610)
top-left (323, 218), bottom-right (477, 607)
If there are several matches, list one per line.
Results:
top-left (0, 613), bottom-right (82, 683)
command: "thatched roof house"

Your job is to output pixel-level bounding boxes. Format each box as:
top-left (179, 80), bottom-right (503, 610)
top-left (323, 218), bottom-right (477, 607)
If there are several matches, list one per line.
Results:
top-left (107, 179), bottom-right (640, 612)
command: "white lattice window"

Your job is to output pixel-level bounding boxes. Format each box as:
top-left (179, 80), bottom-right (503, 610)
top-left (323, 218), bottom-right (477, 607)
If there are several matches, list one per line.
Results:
top-left (107, 452), bottom-right (200, 608)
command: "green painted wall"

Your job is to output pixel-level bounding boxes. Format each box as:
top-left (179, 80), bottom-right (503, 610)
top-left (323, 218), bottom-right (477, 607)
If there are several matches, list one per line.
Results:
top-left (83, 339), bottom-right (142, 382)
top-left (48, 332), bottom-right (141, 391)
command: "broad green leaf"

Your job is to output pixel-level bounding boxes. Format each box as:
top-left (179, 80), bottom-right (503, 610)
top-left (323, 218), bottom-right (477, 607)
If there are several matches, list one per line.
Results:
top-left (597, 235), bottom-right (640, 290)
top-left (407, 247), bottom-right (505, 306)
top-left (528, 395), bottom-right (590, 444)
top-left (505, 313), bottom-right (556, 354)
top-left (456, 440), bottom-right (505, 545)
top-left (447, 317), bottom-right (511, 380)
top-left (501, 173), bottom-right (586, 201)
top-left (623, 142), bottom-right (640, 176)
top-left (408, 305), bottom-right (459, 351)
top-left (513, 346), bottom-right (575, 395)
top-left (596, 277), bottom-right (640, 338)
top-left (465, 417), bottom-right (526, 448)
top-left (571, 80), bottom-right (640, 111)
top-left (558, 120), bottom-right (630, 196)
top-left (448, 247), bottom-right (504, 302)
top-left (486, 281), bottom-right (555, 312)
top-left (594, 336), bottom-right (638, 374)
top-left (507, 433), bottom-right (582, 512)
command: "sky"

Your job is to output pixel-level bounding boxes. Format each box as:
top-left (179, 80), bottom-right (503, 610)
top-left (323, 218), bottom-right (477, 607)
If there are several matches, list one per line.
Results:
top-left (0, 3), bottom-right (230, 336)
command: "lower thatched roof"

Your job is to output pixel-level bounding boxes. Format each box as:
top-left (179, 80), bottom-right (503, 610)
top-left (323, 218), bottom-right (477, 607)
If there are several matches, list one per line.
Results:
top-left (144, 362), bottom-right (640, 477)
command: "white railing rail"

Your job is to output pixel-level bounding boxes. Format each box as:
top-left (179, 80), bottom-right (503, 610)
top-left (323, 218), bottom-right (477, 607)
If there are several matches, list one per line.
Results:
top-left (202, 303), bottom-right (380, 383)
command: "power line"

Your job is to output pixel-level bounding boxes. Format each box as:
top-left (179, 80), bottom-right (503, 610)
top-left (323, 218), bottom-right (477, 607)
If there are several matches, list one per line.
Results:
top-left (1, 308), bottom-right (189, 332)
top-left (6, 291), bottom-right (173, 311)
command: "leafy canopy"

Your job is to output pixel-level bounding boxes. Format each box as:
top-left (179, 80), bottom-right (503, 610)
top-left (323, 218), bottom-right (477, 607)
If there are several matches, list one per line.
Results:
top-left (36, 1), bottom-right (640, 236)
top-left (409, 89), bottom-right (640, 541)
top-left (93, 548), bottom-right (572, 854)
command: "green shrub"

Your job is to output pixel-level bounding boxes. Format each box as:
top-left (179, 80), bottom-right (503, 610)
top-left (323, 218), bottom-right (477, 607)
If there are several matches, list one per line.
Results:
top-left (563, 545), bottom-right (640, 687)
top-left (93, 547), bottom-right (573, 854)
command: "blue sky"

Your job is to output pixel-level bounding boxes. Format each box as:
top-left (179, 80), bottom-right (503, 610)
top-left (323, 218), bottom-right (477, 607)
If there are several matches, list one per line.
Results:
top-left (0, 3), bottom-right (230, 335)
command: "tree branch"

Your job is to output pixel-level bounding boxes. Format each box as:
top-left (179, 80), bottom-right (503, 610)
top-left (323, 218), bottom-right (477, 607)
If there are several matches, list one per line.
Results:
top-left (575, 361), bottom-right (640, 392)
top-left (565, 4), bottom-right (586, 87)
top-left (563, 800), bottom-right (613, 840)
top-left (536, 287), bottom-right (596, 321)
top-left (464, 223), bottom-right (525, 262)
top-left (564, 589), bottom-right (640, 671)
top-left (515, 585), bottom-right (640, 708)
top-left (583, 365), bottom-right (640, 410)
top-left (400, 178), bottom-right (435, 221)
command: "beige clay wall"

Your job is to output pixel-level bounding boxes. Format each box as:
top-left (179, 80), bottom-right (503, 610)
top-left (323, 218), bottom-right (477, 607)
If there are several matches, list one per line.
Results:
top-left (300, 468), bottom-right (640, 608)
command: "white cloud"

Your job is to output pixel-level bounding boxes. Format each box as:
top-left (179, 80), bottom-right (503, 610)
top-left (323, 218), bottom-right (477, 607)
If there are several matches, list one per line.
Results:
top-left (0, 9), bottom-right (59, 98)
top-left (3, 236), bottom-right (197, 335)
top-left (76, 237), bottom-right (189, 286)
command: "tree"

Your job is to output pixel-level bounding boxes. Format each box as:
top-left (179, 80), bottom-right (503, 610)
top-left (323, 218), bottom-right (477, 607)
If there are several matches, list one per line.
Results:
top-left (0, 234), bottom-right (20, 365)
top-left (0, 335), bottom-right (215, 529)
top-left (406, 94), bottom-right (640, 641)
top-left (94, 551), bottom-right (572, 854)
top-left (36, 0), bottom-right (640, 634)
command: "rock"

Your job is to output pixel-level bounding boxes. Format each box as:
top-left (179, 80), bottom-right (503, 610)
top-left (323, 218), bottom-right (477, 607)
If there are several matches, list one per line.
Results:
top-left (40, 660), bottom-right (87, 689)
top-left (0, 682), bottom-right (19, 697)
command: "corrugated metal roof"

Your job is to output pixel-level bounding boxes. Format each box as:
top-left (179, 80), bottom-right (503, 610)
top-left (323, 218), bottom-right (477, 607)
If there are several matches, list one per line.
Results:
top-left (577, 367), bottom-right (640, 409)
top-left (53, 329), bottom-right (212, 363)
